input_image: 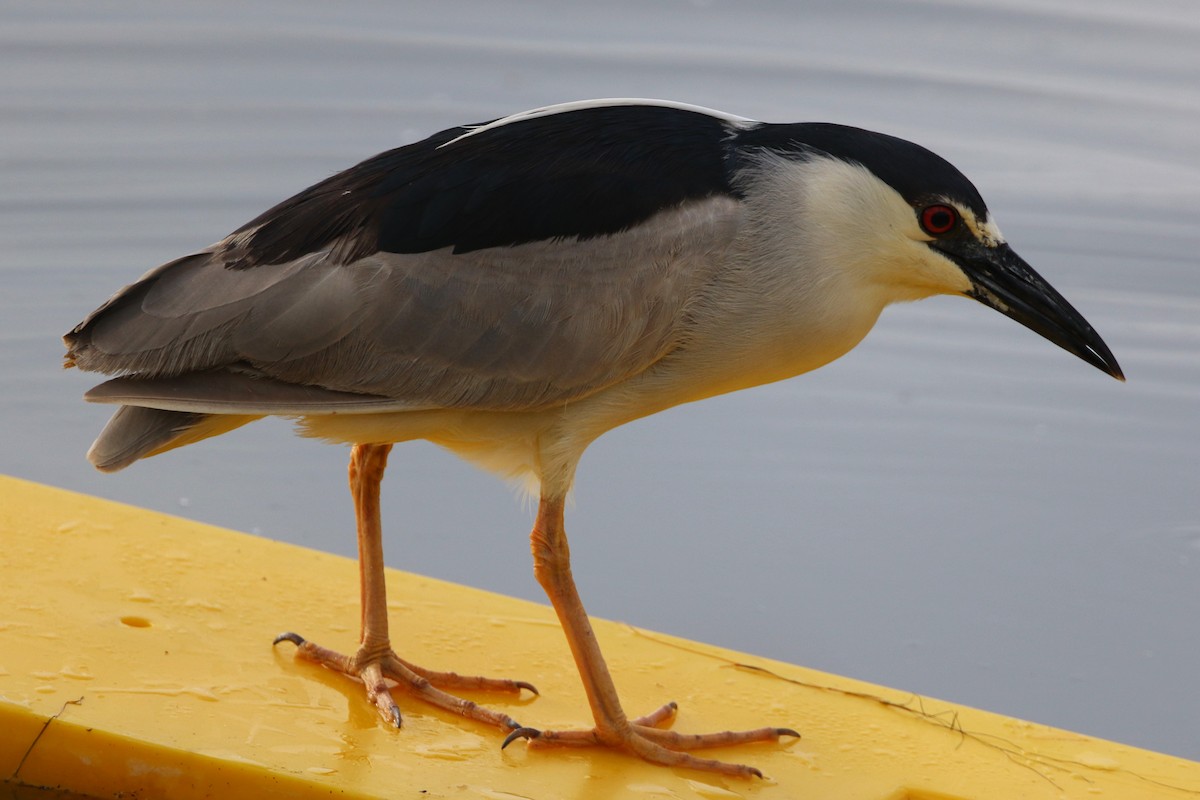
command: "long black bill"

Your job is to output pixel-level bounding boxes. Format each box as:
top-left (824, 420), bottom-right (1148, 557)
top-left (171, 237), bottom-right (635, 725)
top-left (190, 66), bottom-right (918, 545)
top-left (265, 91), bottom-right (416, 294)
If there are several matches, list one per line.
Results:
top-left (936, 240), bottom-right (1124, 381)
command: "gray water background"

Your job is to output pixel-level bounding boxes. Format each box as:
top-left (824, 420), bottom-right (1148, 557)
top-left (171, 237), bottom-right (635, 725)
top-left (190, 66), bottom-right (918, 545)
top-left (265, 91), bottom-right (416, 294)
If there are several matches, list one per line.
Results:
top-left (2, 0), bottom-right (1197, 761)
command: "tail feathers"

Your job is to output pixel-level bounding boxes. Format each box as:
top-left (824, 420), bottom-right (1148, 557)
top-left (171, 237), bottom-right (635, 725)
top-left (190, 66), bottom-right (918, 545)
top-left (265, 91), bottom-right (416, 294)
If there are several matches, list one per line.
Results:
top-left (87, 406), bottom-right (258, 472)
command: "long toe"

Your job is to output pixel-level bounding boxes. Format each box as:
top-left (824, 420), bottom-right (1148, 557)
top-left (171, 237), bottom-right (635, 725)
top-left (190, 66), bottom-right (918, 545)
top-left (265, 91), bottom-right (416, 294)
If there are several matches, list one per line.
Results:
top-left (391, 653), bottom-right (538, 696)
top-left (380, 652), bottom-right (527, 730)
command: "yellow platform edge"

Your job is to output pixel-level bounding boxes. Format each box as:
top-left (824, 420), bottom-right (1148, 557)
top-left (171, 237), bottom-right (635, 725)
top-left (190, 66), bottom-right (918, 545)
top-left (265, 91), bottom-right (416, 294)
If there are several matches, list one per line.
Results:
top-left (1, 474), bottom-right (1196, 800)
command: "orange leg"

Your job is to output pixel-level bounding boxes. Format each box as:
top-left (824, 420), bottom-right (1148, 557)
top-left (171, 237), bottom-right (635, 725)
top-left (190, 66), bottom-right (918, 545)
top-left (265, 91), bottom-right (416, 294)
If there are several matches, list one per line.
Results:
top-left (503, 494), bottom-right (798, 778)
top-left (274, 443), bottom-right (535, 730)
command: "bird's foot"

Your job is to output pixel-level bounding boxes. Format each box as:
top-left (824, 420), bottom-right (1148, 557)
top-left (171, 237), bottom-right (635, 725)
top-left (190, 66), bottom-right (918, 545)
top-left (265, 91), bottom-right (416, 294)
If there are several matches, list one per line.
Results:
top-left (502, 701), bottom-right (799, 778)
top-left (274, 631), bottom-right (536, 730)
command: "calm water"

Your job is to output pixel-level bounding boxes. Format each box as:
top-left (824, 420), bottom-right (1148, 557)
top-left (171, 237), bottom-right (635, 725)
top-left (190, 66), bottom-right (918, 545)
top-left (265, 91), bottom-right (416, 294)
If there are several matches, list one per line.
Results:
top-left (2, 0), bottom-right (1198, 761)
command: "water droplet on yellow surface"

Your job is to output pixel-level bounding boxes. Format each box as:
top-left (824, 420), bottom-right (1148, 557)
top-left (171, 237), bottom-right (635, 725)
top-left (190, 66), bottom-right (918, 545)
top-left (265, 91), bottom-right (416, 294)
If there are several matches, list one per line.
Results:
top-left (60, 666), bottom-right (94, 680)
top-left (626, 783), bottom-right (679, 797)
top-left (1075, 751), bottom-right (1120, 770)
top-left (413, 733), bottom-right (487, 761)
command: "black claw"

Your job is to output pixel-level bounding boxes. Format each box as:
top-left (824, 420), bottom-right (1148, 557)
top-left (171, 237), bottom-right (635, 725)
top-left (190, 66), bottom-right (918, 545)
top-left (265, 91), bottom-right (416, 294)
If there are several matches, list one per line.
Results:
top-left (501, 726), bottom-right (540, 749)
top-left (749, 767), bottom-right (764, 779)
top-left (273, 631), bottom-right (306, 647)
top-left (778, 727), bottom-right (801, 739)
top-left (516, 681), bottom-right (539, 696)
top-left (389, 704), bottom-right (403, 728)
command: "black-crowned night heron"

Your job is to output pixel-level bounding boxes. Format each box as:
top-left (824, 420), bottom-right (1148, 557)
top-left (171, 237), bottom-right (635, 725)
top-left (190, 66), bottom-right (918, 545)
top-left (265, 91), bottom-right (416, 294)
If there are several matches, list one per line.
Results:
top-left (65, 99), bottom-right (1123, 778)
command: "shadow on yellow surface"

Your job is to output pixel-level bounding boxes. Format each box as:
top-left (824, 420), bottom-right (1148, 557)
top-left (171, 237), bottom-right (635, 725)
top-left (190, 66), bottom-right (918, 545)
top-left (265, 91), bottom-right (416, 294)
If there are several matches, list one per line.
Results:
top-left (1, 475), bottom-right (1196, 799)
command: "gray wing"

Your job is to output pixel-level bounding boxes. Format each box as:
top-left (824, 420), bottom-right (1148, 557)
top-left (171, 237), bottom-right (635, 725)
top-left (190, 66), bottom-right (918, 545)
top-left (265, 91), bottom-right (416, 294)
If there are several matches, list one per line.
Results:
top-left (67, 197), bottom-right (742, 414)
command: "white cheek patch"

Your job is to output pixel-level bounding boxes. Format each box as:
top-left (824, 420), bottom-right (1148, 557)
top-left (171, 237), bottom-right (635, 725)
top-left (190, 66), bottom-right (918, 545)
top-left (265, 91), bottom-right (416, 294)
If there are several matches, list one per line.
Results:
top-left (923, 246), bottom-right (975, 295)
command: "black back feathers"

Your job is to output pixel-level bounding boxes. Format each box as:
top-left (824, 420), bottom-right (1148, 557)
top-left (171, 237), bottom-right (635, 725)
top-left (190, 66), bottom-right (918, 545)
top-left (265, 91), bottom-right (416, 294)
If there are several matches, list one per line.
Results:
top-left (228, 104), bottom-right (742, 268)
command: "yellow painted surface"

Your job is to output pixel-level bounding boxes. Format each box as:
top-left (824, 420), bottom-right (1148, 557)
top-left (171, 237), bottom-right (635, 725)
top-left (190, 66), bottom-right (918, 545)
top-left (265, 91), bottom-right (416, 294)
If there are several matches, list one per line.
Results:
top-left (0, 474), bottom-right (1196, 799)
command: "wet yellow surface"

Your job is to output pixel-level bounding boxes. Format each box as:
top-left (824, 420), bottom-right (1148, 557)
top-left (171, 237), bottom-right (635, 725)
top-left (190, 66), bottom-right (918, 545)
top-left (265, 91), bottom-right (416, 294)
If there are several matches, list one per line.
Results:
top-left (1, 474), bottom-right (1196, 799)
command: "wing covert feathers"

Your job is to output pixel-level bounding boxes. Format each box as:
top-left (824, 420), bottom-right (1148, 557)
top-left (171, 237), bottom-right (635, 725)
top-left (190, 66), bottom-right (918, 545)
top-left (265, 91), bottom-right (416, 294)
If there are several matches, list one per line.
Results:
top-left (66, 198), bottom-right (741, 412)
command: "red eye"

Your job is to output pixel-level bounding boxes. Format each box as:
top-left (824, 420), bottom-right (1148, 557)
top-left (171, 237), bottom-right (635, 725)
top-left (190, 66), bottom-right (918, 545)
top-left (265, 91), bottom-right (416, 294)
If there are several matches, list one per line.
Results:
top-left (920, 204), bottom-right (958, 236)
